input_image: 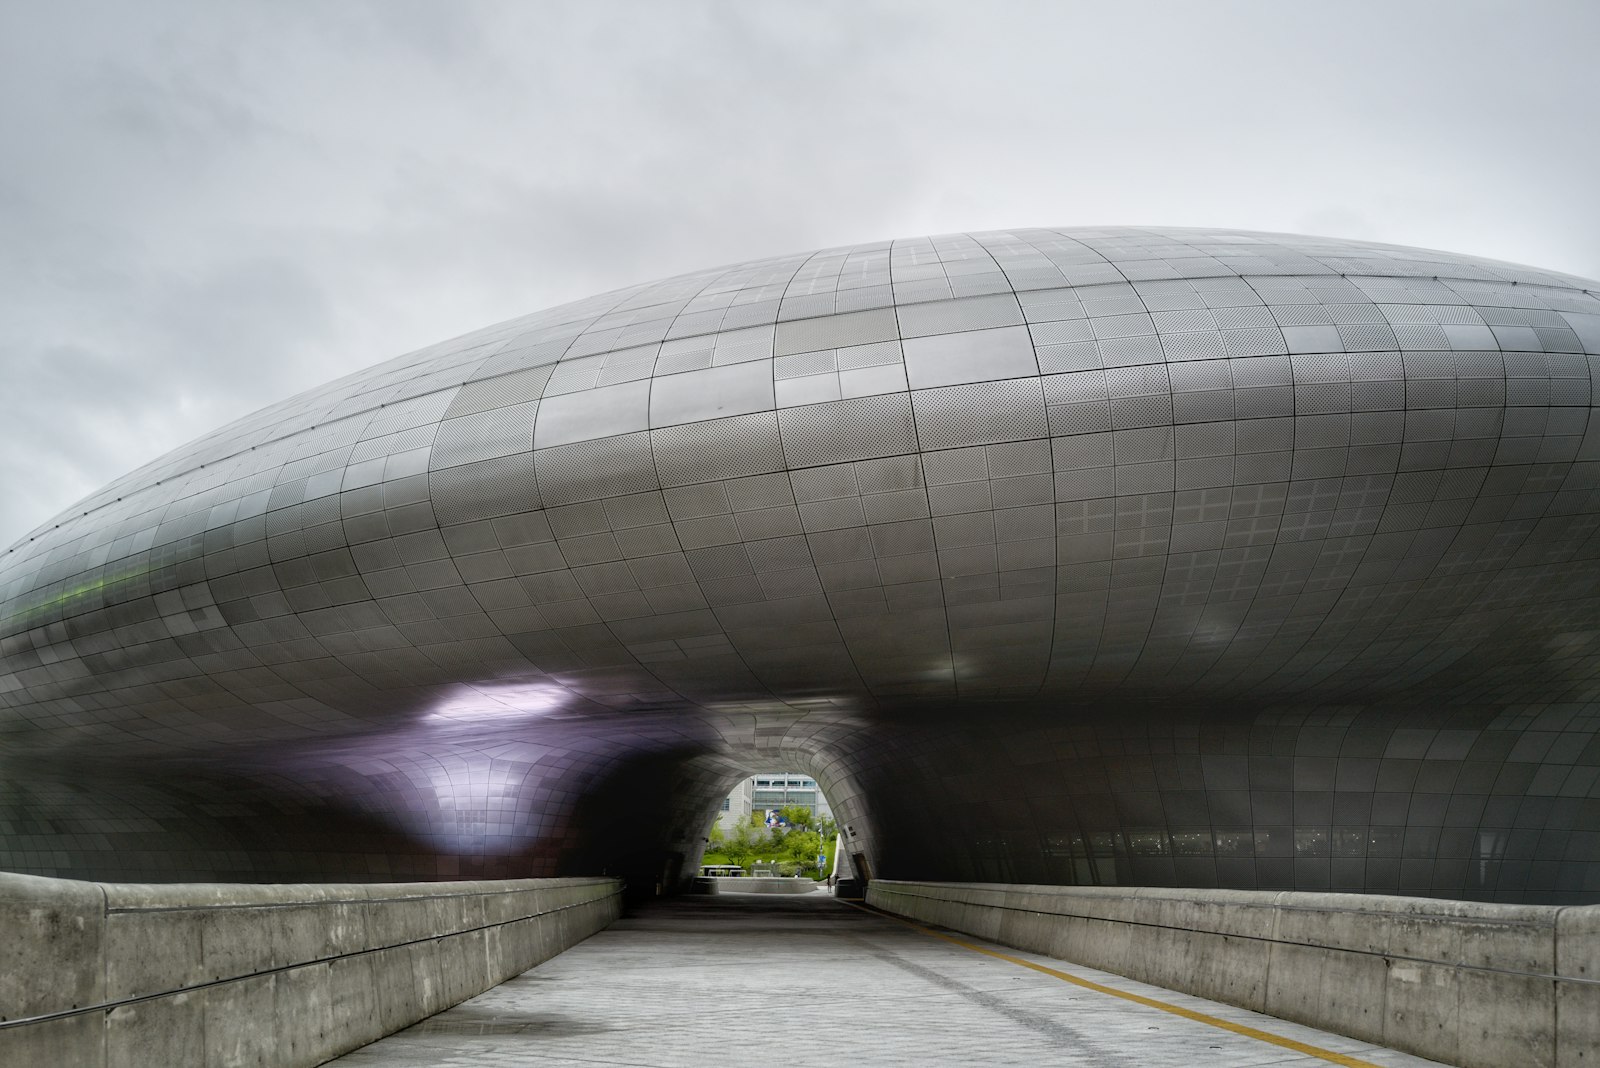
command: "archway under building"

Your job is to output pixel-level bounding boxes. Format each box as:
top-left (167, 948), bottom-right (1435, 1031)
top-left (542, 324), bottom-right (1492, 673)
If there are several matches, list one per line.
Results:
top-left (7, 697), bottom-right (1598, 906)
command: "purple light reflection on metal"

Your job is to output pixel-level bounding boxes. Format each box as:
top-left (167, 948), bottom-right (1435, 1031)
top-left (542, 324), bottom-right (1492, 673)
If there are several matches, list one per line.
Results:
top-left (412, 754), bottom-right (540, 853)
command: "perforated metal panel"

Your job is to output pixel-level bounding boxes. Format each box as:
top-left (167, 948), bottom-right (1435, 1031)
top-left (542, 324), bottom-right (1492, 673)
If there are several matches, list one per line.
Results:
top-left (4, 227), bottom-right (1600, 902)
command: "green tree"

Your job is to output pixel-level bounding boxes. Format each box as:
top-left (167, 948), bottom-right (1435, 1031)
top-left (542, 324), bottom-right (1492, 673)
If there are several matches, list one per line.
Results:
top-left (815, 815), bottom-right (838, 841)
top-left (721, 819), bottom-right (765, 870)
top-left (786, 830), bottom-right (824, 874)
top-left (779, 803), bottom-right (813, 831)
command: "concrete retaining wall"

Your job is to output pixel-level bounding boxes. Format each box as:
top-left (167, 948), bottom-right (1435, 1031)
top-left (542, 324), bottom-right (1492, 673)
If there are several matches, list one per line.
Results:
top-left (867, 880), bottom-right (1599, 1068)
top-left (0, 872), bottom-right (622, 1067)
top-left (711, 877), bottom-right (818, 894)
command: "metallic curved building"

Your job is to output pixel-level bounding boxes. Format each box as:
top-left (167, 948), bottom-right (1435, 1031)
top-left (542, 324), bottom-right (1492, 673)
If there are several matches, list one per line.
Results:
top-left (4, 227), bottom-right (1600, 902)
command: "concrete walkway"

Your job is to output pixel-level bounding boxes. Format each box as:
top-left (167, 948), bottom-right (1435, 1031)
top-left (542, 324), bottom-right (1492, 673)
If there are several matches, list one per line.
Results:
top-left (329, 891), bottom-right (1451, 1068)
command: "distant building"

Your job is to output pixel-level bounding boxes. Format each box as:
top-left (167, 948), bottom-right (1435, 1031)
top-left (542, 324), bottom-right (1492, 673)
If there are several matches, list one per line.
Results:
top-left (714, 774), bottom-right (832, 833)
top-left (714, 778), bottom-right (753, 834)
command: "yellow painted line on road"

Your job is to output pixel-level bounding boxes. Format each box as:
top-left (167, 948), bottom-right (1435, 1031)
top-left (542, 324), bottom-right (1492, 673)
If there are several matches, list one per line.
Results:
top-left (842, 900), bottom-right (1385, 1068)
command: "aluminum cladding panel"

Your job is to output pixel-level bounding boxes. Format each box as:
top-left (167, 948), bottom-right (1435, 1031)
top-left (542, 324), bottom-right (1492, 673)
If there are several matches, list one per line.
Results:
top-left (3, 227), bottom-right (1600, 753)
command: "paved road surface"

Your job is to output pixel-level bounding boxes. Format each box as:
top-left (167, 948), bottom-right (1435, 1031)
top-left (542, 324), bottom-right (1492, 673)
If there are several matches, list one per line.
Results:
top-left (329, 890), bottom-right (1450, 1067)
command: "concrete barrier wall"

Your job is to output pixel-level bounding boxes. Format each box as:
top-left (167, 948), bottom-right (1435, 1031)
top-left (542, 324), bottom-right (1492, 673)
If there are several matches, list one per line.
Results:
top-left (867, 880), bottom-right (1599, 1068)
top-left (711, 877), bottom-right (819, 894)
top-left (0, 872), bottom-right (622, 1067)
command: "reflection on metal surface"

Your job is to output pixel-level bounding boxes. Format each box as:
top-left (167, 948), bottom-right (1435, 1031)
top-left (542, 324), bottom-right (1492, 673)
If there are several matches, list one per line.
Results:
top-left (2, 227), bottom-right (1600, 901)
top-left (426, 682), bottom-right (569, 722)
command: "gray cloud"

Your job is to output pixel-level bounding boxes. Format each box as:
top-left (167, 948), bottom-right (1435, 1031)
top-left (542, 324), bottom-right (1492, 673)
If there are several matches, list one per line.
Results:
top-left (3, 0), bottom-right (1598, 546)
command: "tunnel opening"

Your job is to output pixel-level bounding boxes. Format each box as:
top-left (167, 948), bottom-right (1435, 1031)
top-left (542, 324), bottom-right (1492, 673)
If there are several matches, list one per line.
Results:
top-left (698, 770), bottom-right (843, 886)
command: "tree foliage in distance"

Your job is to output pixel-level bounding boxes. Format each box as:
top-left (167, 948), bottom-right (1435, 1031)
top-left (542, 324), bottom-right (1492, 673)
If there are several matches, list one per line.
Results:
top-left (786, 830), bottom-right (823, 867)
top-left (704, 802), bottom-right (838, 880)
top-left (720, 818), bottom-right (767, 869)
top-left (779, 804), bottom-right (813, 830)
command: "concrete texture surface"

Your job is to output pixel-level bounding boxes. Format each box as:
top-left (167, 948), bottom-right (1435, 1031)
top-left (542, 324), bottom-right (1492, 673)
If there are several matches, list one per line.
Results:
top-left (328, 890), bottom-right (1451, 1067)
top-left (0, 873), bottom-right (621, 1067)
top-left (708, 875), bottom-right (820, 894)
top-left (868, 880), bottom-right (1600, 1068)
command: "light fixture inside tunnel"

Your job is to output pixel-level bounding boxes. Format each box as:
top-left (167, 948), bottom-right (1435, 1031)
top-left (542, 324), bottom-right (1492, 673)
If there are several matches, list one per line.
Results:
top-left (425, 681), bottom-right (569, 723)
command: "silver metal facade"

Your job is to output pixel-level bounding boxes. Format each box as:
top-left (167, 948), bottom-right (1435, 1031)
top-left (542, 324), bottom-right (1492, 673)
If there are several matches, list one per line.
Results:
top-left (3, 227), bottom-right (1600, 900)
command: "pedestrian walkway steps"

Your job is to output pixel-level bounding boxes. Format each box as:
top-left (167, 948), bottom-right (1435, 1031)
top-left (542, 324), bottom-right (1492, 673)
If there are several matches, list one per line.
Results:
top-left (328, 892), bottom-right (1451, 1067)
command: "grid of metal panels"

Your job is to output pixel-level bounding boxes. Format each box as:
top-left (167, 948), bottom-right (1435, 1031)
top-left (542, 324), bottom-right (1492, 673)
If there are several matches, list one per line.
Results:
top-left (3, 227), bottom-right (1600, 900)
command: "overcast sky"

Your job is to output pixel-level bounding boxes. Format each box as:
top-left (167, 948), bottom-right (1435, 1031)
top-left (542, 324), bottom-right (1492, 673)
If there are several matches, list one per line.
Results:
top-left (2, 0), bottom-right (1598, 549)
